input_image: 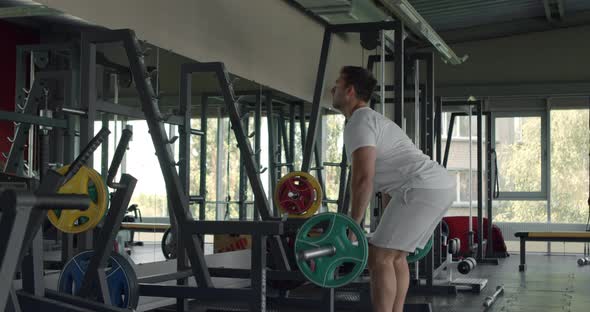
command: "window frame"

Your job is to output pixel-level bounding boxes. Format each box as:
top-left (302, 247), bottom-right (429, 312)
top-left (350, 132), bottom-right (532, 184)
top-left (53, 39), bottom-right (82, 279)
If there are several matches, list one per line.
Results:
top-left (492, 111), bottom-right (548, 201)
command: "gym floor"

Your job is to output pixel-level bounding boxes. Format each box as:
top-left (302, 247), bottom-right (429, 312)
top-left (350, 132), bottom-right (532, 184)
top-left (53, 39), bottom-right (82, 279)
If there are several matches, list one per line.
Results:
top-left (407, 254), bottom-right (590, 312)
top-left (124, 244), bottom-right (590, 312)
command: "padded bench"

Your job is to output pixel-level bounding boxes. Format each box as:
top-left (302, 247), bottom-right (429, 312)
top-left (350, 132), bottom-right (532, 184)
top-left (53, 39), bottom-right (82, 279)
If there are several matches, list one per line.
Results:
top-left (120, 222), bottom-right (169, 232)
top-left (515, 231), bottom-right (590, 271)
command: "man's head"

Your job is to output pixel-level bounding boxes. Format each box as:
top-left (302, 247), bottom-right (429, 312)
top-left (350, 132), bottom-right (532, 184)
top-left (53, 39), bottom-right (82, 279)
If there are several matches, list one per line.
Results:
top-left (331, 66), bottom-right (377, 116)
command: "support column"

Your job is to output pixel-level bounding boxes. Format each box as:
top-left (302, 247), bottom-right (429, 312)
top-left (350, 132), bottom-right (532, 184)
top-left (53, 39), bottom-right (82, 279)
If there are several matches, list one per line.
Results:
top-left (302, 29), bottom-right (331, 172)
top-left (394, 21), bottom-right (404, 127)
top-left (476, 100), bottom-right (484, 261)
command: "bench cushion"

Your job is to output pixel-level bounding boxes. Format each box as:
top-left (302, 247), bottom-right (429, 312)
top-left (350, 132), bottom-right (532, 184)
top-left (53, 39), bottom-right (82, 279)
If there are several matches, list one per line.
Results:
top-left (515, 231), bottom-right (590, 238)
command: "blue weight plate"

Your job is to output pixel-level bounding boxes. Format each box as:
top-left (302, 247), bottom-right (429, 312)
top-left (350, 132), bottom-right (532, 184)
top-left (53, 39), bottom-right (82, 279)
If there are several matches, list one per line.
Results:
top-left (58, 250), bottom-right (139, 309)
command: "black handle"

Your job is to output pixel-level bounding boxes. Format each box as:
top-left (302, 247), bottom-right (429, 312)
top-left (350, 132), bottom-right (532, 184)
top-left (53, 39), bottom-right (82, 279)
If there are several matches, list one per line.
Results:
top-left (0, 190), bottom-right (90, 212)
top-left (107, 126), bottom-right (133, 188)
top-left (35, 194), bottom-right (91, 210)
top-left (64, 127), bottom-right (110, 183)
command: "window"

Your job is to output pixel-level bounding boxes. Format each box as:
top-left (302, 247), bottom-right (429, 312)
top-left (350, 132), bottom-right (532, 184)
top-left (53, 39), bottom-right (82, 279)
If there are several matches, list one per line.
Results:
top-left (493, 113), bottom-right (547, 199)
top-left (446, 170), bottom-right (479, 210)
top-left (550, 108), bottom-right (589, 224)
top-left (323, 114), bottom-right (345, 212)
top-left (441, 113), bottom-right (478, 139)
top-left (494, 200), bottom-right (548, 223)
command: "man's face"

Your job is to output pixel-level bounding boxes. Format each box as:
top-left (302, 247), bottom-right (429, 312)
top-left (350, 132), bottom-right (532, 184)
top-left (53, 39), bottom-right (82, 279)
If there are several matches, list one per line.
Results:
top-left (331, 74), bottom-right (352, 111)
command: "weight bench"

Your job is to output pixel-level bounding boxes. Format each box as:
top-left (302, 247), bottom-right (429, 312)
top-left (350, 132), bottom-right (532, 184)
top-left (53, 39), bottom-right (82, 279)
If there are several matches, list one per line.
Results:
top-left (120, 222), bottom-right (169, 232)
top-left (515, 231), bottom-right (590, 271)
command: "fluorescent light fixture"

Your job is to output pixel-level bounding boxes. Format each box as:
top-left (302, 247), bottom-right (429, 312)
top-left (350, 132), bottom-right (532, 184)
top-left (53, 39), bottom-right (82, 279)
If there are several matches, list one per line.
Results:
top-left (398, 2), bottom-right (419, 24)
top-left (377, 0), bottom-right (467, 65)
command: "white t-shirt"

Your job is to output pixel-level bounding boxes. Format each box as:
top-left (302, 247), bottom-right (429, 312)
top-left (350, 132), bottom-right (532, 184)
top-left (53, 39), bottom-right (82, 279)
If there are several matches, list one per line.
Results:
top-left (344, 107), bottom-right (455, 194)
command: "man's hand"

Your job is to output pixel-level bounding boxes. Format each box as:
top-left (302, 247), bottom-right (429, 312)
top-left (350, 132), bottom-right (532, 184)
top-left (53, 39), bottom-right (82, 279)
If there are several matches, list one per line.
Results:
top-left (347, 230), bottom-right (358, 243)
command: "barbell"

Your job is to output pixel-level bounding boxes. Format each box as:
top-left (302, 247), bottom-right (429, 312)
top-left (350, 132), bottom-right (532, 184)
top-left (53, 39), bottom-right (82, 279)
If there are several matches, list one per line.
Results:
top-left (294, 212), bottom-right (433, 288)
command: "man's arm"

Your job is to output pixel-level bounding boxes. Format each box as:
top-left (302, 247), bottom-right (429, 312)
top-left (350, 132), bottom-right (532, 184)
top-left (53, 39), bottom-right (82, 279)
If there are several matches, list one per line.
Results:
top-left (350, 146), bottom-right (377, 224)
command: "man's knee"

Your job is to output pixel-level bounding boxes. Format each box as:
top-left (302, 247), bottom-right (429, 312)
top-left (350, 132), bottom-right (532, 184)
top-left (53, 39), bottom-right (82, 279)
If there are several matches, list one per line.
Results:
top-left (368, 245), bottom-right (393, 269)
top-left (392, 250), bottom-right (408, 263)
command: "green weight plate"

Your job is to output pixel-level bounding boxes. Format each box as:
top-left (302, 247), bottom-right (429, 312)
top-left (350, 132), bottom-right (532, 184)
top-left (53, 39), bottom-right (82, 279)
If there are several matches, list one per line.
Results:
top-left (406, 236), bottom-right (433, 263)
top-left (294, 213), bottom-right (368, 288)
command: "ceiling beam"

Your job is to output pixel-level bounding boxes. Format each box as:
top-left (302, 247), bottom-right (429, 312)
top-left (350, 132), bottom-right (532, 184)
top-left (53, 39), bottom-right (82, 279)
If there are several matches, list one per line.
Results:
top-left (432, 10), bottom-right (590, 45)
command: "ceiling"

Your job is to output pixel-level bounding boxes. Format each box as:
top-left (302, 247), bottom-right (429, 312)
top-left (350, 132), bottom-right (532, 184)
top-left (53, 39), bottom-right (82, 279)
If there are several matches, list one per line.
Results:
top-left (407, 0), bottom-right (590, 42)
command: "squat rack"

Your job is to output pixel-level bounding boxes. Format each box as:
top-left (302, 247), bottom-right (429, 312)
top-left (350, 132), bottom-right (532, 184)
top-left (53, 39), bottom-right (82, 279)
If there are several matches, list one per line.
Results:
top-left (441, 100), bottom-right (500, 264)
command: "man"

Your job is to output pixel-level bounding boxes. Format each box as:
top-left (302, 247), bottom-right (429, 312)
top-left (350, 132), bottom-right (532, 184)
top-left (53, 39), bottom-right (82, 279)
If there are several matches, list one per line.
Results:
top-left (331, 66), bottom-right (456, 312)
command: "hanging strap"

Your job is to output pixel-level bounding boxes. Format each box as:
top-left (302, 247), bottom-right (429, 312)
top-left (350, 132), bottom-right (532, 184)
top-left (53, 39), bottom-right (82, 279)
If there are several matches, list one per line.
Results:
top-left (492, 148), bottom-right (500, 199)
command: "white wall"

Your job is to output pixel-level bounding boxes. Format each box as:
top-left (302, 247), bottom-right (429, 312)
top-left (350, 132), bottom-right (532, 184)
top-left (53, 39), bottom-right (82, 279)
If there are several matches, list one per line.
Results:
top-left (37, 1), bottom-right (590, 102)
top-left (435, 25), bottom-right (590, 97)
top-left (39, 0), bottom-right (367, 106)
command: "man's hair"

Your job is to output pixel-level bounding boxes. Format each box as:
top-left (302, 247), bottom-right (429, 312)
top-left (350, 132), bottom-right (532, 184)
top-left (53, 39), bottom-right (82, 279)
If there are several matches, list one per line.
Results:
top-left (340, 66), bottom-right (377, 102)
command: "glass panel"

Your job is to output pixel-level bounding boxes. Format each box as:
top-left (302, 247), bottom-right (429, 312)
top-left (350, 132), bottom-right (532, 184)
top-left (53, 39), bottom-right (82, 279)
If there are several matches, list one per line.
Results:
top-left (189, 129), bottom-right (201, 196)
top-left (495, 116), bottom-right (542, 193)
top-left (324, 165), bottom-right (341, 204)
top-left (493, 201), bottom-right (547, 223)
top-left (324, 114), bottom-right (345, 163)
top-left (205, 117), bottom-right (219, 203)
top-left (458, 170), bottom-right (478, 203)
top-left (125, 120), bottom-right (169, 218)
top-left (550, 109), bottom-right (589, 223)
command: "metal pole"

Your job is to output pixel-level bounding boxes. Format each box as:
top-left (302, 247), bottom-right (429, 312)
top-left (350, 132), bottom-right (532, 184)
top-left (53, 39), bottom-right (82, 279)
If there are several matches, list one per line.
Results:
top-left (266, 93), bottom-right (277, 216)
top-left (79, 37), bottom-right (97, 250)
top-left (435, 97), bottom-right (442, 163)
top-left (336, 144), bottom-right (348, 213)
top-left (178, 67), bottom-right (193, 311)
top-left (254, 92), bottom-right (262, 221)
top-left (413, 59), bottom-right (420, 146)
top-left (216, 109), bottom-right (225, 220)
top-left (299, 103), bottom-right (306, 153)
top-left (486, 109), bottom-right (494, 258)
top-left (302, 29), bottom-right (332, 172)
top-left (380, 29), bottom-right (386, 116)
top-left (477, 100), bottom-right (484, 260)
top-left (394, 21), bottom-right (404, 127)
top-left (279, 113), bottom-right (290, 170)
top-left (289, 103), bottom-right (296, 172)
top-left (426, 53), bottom-right (434, 158)
top-left (468, 107), bottom-right (474, 253)
top-left (442, 113), bottom-right (456, 168)
top-left (200, 95), bottom-right (208, 221)
top-left (239, 108), bottom-right (249, 221)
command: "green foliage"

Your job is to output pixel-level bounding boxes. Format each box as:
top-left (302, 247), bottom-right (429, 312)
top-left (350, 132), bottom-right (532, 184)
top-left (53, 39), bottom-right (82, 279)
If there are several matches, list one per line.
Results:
top-left (494, 110), bottom-right (589, 223)
top-left (130, 112), bottom-right (348, 219)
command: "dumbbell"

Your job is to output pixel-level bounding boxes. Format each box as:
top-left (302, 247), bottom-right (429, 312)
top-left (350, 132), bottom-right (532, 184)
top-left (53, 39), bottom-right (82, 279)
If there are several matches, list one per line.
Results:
top-left (458, 257), bottom-right (477, 274)
top-left (483, 285), bottom-right (504, 308)
top-left (577, 257), bottom-right (590, 266)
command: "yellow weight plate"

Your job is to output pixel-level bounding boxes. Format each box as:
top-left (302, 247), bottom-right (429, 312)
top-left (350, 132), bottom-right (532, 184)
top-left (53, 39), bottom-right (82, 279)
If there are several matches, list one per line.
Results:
top-left (274, 171), bottom-right (322, 218)
top-left (47, 165), bottom-right (109, 233)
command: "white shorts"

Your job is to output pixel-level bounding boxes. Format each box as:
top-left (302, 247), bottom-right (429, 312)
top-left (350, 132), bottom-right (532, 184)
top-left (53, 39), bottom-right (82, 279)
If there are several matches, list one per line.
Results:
top-left (369, 186), bottom-right (455, 253)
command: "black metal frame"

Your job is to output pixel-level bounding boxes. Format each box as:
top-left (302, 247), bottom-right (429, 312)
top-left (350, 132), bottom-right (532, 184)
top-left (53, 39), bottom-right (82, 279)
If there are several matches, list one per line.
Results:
top-left (440, 101), bottom-right (500, 265)
top-left (1, 126), bottom-right (139, 312)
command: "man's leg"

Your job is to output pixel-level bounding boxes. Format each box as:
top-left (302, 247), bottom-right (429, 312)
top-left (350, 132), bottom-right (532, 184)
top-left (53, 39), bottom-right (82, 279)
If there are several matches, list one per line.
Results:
top-left (392, 252), bottom-right (409, 312)
top-left (369, 245), bottom-right (404, 312)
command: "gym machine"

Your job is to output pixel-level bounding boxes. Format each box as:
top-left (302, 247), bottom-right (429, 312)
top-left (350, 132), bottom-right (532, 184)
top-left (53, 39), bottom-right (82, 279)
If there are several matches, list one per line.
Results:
top-left (1, 124), bottom-right (139, 311)
top-left (441, 100), bottom-right (501, 265)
